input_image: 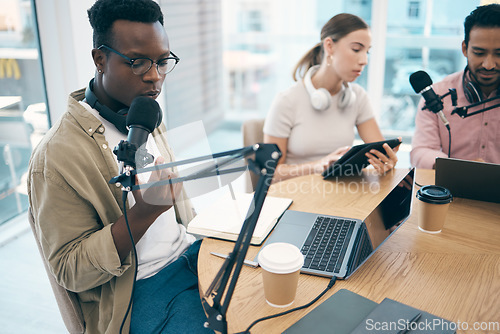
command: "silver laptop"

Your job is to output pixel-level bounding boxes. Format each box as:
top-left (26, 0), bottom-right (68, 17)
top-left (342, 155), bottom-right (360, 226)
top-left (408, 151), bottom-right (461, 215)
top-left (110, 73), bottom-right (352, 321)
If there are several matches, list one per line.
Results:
top-left (257, 168), bottom-right (415, 279)
top-left (435, 157), bottom-right (500, 203)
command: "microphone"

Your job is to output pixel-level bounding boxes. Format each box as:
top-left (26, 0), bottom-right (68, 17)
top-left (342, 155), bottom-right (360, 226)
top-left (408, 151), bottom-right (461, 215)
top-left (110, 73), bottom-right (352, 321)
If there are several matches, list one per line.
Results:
top-left (114, 96), bottom-right (161, 170)
top-left (126, 96), bottom-right (161, 150)
top-left (409, 70), bottom-right (450, 128)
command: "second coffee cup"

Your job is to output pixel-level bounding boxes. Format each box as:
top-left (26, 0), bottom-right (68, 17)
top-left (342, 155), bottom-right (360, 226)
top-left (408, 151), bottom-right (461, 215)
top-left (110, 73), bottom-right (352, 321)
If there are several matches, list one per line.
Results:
top-left (258, 242), bottom-right (304, 308)
top-left (416, 185), bottom-right (453, 233)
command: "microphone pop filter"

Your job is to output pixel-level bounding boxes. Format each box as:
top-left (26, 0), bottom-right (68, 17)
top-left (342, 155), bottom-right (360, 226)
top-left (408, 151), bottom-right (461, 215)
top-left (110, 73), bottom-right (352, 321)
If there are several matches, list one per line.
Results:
top-left (126, 96), bottom-right (161, 132)
top-left (409, 70), bottom-right (433, 94)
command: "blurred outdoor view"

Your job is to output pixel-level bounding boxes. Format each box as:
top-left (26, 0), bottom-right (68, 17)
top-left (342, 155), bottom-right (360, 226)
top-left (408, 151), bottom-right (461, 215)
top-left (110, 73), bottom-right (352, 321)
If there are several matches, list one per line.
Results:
top-left (0, 0), bottom-right (47, 225)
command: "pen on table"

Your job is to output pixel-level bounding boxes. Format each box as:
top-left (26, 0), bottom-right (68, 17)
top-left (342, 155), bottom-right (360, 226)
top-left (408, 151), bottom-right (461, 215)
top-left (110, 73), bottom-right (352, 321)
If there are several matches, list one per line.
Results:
top-left (397, 312), bottom-right (422, 334)
top-left (210, 252), bottom-right (259, 268)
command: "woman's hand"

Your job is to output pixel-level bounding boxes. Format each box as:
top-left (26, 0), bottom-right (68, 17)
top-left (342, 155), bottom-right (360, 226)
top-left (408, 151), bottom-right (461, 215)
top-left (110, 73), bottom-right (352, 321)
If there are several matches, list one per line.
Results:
top-left (319, 146), bottom-right (350, 173)
top-left (365, 141), bottom-right (399, 174)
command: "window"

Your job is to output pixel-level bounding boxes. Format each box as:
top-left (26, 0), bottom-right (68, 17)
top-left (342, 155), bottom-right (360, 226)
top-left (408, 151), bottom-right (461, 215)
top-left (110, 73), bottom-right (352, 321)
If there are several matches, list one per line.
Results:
top-left (408, 1), bottom-right (421, 18)
top-left (381, 0), bottom-right (480, 136)
top-left (0, 0), bottom-right (48, 225)
top-left (243, 10), bottom-right (263, 32)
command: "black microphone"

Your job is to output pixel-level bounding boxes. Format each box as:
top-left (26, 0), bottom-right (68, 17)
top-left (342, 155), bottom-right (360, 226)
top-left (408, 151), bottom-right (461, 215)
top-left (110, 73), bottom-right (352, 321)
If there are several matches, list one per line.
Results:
top-left (114, 96), bottom-right (161, 169)
top-left (126, 96), bottom-right (161, 149)
top-left (409, 70), bottom-right (450, 128)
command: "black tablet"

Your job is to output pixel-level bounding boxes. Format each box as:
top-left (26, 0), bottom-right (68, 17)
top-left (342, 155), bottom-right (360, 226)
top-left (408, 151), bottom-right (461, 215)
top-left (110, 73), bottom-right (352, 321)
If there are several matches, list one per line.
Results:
top-left (322, 138), bottom-right (402, 179)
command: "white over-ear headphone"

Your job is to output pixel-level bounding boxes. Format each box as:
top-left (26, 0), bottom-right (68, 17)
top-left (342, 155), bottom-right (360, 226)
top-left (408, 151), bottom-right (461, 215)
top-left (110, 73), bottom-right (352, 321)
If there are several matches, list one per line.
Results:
top-left (304, 65), bottom-right (356, 111)
top-left (304, 65), bottom-right (331, 111)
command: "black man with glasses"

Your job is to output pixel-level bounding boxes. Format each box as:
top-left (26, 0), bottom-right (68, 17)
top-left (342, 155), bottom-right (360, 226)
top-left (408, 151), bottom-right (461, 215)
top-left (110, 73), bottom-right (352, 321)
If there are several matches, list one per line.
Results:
top-left (27, 0), bottom-right (214, 333)
top-left (97, 44), bottom-right (180, 76)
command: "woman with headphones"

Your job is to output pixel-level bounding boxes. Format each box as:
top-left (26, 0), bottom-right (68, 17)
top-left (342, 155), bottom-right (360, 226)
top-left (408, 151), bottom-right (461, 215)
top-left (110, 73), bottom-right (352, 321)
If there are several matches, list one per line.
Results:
top-left (264, 13), bottom-right (399, 182)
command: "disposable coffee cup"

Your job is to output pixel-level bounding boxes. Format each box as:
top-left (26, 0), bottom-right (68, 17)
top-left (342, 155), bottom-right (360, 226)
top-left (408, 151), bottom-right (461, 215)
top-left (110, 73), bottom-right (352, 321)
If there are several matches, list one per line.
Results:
top-left (258, 242), bottom-right (304, 308)
top-left (416, 185), bottom-right (453, 233)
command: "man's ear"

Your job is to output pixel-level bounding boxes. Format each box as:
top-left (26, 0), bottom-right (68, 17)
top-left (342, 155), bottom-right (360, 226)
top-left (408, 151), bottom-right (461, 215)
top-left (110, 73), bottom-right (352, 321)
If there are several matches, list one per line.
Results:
top-left (91, 48), bottom-right (106, 70)
top-left (461, 40), bottom-right (467, 58)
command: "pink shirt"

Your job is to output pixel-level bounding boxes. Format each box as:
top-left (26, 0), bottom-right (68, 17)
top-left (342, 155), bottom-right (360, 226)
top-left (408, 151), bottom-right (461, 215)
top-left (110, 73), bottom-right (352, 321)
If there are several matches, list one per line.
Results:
top-left (411, 71), bottom-right (500, 169)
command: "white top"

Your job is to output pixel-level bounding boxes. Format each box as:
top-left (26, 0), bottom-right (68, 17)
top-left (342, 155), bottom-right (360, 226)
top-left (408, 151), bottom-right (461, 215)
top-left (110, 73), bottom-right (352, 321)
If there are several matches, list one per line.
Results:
top-left (80, 101), bottom-right (195, 280)
top-left (263, 80), bottom-right (374, 165)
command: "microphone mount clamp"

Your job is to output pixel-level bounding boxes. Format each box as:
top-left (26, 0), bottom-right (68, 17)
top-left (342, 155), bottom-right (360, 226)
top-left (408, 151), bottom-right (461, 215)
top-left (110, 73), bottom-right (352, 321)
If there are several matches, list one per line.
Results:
top-left (110, 140), bottom-right (154, 191)
top-left (421, 88), bottom-right (457, 113)
top-left (452, 95), bottom-right (500, 118)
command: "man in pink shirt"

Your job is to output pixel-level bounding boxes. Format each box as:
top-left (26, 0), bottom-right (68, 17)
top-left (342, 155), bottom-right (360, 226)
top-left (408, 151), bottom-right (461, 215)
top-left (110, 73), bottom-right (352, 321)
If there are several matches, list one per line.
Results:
top-left (411, 4), bottom-right (500, 169)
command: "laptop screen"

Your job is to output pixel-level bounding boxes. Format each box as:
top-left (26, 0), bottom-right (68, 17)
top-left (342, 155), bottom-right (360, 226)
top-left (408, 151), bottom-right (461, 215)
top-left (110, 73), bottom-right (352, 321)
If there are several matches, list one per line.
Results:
top-left (435, 157), bottom-right (500, 203)
top-left (347, 168), bottom-right (414, 277)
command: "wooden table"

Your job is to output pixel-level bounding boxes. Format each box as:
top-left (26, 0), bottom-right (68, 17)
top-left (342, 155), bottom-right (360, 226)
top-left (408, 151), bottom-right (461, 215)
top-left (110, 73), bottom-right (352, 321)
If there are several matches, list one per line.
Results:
top-left (198, 169), bottom-right (500, 333)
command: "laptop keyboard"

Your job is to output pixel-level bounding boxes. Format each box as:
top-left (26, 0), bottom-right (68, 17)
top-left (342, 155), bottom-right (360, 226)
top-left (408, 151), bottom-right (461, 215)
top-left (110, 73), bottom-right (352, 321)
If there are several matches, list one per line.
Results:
top-left (301, 216), bottom-right (356, 274)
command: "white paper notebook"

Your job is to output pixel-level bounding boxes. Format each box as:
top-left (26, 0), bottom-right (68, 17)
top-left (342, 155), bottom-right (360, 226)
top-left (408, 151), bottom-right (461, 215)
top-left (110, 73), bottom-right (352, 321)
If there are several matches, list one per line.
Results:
top-left (187, 192), bottom-right (293, 245)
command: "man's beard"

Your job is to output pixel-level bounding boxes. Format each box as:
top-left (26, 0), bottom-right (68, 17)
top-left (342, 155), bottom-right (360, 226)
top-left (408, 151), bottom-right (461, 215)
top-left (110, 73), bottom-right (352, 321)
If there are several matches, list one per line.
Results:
top-left (469, 66), bottom-right (500, 89)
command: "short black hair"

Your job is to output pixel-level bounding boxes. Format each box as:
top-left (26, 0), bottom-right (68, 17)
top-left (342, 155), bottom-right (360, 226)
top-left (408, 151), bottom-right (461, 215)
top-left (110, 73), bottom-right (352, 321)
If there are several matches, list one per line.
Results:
top-left (88, 0), bottom-right (164, 48)
top-left (464, 4), bottom-right (500, 48)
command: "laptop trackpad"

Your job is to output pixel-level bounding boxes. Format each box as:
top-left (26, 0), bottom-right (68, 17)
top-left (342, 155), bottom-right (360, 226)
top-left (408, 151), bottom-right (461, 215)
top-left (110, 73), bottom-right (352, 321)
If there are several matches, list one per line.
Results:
top-left (265, 223), bottom-right (309, 248)
top-left (253, 216), bottom-right (310, 262)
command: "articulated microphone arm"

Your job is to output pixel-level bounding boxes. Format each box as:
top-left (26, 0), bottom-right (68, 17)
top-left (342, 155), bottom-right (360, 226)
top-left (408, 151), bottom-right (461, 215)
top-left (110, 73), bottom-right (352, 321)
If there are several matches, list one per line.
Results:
top-left (200, 144), bottom-right (280, 334)
top-left (452, 95), bottom-right (500, 118)
top-left (110, 145), bottom-right (267, 190)
top-left (109, 143), bottom-right (281, 334)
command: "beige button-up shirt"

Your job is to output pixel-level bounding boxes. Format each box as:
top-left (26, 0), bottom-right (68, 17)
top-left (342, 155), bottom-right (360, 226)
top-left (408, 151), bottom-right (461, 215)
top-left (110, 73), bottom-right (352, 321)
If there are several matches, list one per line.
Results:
top-left (28, 88), bottom-right (195, 333)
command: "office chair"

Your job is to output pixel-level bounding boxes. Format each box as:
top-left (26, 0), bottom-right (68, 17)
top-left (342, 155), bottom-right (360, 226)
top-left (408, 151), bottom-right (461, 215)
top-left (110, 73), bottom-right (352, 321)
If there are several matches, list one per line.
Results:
top-left (241, 118), bottom-right (265, 192)
top-left (28, 208), bottom-right (85, 334)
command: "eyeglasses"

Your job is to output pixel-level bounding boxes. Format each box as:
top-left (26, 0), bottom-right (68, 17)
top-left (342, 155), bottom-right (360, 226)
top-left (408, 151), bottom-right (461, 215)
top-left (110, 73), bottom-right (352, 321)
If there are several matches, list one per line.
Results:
top-left (98, 44), bottom-right (180, 75)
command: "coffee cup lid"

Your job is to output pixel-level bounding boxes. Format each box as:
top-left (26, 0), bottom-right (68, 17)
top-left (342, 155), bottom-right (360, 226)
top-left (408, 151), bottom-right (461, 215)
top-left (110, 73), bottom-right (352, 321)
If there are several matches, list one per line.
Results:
top-left (416, 185), bottom-right (453, 204)
top-left (258, 242), bottom-right (304, 274)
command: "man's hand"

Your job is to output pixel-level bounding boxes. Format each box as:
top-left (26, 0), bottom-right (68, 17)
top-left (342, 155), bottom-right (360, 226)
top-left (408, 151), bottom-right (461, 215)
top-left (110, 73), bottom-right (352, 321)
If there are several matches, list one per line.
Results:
top-left (132, 156), bottom-right (183, 216)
